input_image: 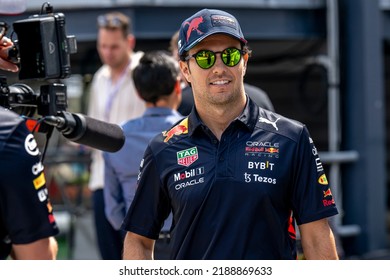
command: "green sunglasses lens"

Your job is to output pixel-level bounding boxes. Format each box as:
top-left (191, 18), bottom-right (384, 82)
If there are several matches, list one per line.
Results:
top-left (222, 48), bottom-right (241, 67)
top-left (196, 50), bottom-right (216, 69)
top-left (192, 48), bottom-right (243, 69)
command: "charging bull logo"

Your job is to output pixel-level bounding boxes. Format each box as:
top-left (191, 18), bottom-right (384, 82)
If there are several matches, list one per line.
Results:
top-left (184, 16), bottom-right (204, 42)
top-left (323, 188), bottom-right (333, 198)
top-left (163, 118), bottom-right (189, 142)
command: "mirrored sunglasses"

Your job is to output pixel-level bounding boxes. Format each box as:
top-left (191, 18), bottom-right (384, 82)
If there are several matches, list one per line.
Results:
top-left (184, 47), bottom-right (246, 69)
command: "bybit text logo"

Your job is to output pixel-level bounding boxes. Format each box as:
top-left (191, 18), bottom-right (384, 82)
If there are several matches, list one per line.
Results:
top-left (248, 161), bottom-right (275, 171)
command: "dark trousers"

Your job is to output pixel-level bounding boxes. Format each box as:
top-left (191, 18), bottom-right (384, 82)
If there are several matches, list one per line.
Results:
top-left (92, 189), bottom-right (123, 260)
top-left (154, 233), bottom-right (171, 260)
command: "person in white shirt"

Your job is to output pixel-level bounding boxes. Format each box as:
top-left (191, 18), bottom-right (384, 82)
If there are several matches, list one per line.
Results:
top-left (87, 11), bottom-right (146, 259)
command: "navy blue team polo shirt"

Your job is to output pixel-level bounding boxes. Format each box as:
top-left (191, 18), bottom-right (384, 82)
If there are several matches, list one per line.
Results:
top-left (122, 97), bottom-right (338, 260)
top-left (0, 108), bottom-right (59, 259)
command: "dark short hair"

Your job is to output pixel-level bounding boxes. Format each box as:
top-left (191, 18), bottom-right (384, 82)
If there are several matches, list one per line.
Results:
top-left (133, 51), bottom-right (180, 104)
top-left (97, 12), bottom-right (132, 37)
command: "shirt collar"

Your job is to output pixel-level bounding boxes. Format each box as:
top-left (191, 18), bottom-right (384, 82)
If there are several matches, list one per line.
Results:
top-left (143, 107), bottom-right (182, 117)
top-left (187, 95), bottom-right (259, 136)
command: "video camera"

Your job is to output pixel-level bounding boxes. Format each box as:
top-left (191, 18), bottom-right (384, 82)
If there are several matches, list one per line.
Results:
top-left (10, 6), bottom-right (77, 80)
top-left (0, 2), bottom-right (124, 153)
top-left (0, 2), bottom-right (76, 116)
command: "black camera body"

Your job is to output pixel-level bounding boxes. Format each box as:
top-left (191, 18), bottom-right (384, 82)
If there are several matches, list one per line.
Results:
top-left (12, 11), bottom-right (77, 80)
top-left (0, 3), bottom-right (77, 118)
top-left (1, 4), bottom-right (125, 153)
top-left (0, 77), bottom-right (67, 118)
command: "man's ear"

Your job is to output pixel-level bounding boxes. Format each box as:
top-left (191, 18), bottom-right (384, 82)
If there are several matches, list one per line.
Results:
top-left (179, 60), bottom-right (191, 84)
top-left (127, 34), bottom-right (136, 50)
top-left (242, 53), bottom-right (249, 75)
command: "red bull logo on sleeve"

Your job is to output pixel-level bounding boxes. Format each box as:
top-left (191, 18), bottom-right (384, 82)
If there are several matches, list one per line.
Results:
top-left (322, 188), bottom-right (335, 207)
top-left (163, 118), bottom-right (189, 143)
top-left (323, 188), bottom-right (333, 198)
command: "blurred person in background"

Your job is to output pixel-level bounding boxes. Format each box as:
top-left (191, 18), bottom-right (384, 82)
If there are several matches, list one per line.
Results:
top-left (87, 11), bottom-right (146, 260)
top-left (103, 51), bottom-right (183, 259)
top-left (169, 29), bottom-right (275, 116)
top-left (0, 36), bottom-right (59, 260)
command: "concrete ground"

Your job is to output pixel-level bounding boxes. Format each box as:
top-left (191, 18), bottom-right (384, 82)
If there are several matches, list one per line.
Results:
top-left (55, 210), bottom-right (101, 260)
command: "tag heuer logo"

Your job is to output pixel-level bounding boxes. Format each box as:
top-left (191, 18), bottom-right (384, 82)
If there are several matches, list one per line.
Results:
top-left (177, 147), bottom-right (198, 167)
